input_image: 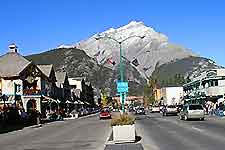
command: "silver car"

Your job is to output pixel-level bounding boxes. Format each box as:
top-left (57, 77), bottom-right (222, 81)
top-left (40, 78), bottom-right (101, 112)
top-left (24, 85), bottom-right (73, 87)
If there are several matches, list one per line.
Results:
top-left (163, 105), bottom-right (178, 116)
top-left (179, 104), bottom-right (205, 121)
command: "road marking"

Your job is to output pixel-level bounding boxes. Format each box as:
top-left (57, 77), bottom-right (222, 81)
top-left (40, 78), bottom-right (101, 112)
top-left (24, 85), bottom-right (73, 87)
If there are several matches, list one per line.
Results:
top-left (191, 126), bottom-right (204, 132)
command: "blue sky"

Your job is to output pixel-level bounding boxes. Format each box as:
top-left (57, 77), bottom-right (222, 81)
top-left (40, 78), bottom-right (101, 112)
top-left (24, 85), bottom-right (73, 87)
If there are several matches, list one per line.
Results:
top-left (0, 0), bottom-right (225, 66)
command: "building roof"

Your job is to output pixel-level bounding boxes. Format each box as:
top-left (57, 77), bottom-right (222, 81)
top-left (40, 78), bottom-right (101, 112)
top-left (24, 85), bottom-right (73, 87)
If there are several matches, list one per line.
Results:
top-left (37, 64), bottom-right (53, 77)
top-left (55, 71), bottom-right (67, 88)
top-left (70, 77), bottom-right (86, 81)
top-left (0, 52), bottom-right (31, 77)
top-left (85, 81), bottom-right (91, 86)
top-left (68, 77), bottom-right (86, 86)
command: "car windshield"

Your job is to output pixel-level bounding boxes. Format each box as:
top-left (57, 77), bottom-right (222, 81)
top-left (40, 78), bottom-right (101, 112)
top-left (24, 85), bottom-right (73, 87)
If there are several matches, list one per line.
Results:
top-left (189, 105), bottom-right (203, 110)
top-left (101, 108), bottom-right (109, 113)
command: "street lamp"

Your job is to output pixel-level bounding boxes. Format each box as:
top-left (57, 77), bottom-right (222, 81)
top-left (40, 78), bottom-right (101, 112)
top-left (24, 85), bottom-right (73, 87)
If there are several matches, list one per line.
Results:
top-left (95, 34), bottom-right (145, 113)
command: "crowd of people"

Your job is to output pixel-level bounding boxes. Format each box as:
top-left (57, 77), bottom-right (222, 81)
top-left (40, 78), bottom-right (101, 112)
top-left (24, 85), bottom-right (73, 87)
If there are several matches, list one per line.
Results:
top-left (205, 101), bottom-right (225, 116)
top-left (0, 105), bottom-right (41, 127)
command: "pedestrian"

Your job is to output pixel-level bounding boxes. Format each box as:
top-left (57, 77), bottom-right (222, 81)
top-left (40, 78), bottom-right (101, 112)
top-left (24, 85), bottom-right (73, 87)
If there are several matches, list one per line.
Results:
top-left (21, 109), bottom-right (28, 124)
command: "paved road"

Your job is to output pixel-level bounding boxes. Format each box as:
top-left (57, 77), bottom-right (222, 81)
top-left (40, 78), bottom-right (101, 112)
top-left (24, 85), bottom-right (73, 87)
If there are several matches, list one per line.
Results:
top-left (0, 114), bottom-right (110, 150)
top-left (136, 112), bottom-right (225, 150)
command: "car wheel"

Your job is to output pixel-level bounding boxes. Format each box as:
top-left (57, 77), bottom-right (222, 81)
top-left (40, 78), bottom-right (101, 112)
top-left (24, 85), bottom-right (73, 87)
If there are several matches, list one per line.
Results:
top-left (184, 115), bottom-right (188, 121)
top-left (201, 117), bottom-right (204, 121)
top-left (179, 115), bottom-right (183, 120)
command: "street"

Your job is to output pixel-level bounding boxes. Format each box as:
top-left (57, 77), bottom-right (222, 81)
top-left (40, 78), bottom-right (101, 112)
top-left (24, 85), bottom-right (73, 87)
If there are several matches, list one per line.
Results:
top-left (2, 112), bottom-right (225, 150)
top-left (136, 112), bottom-right (225, 150)
top-left (0, 114), bottom-right (110, 150)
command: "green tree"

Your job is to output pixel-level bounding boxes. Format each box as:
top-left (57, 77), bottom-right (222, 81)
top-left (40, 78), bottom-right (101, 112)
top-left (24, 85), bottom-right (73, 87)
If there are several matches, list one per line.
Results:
top-left (101, 88), bottom-right (108, 107)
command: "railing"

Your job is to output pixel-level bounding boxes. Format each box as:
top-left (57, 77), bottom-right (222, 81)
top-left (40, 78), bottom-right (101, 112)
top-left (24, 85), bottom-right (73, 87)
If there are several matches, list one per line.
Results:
top-left (23, 89), bottom-right (41, 95)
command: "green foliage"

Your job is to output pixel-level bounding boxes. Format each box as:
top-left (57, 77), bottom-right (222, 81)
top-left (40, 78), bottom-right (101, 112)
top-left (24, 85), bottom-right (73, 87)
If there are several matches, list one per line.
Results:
top-left (151, 56), bottom-right (214, 87)
top-left (26, 48), bottom-right (147, 96)
top-left (101, 88), bottom-right (108, 107)
top-left (148, 95), bottom-right (156, 105)
top-left (111, 114), bottom-right (135, 126)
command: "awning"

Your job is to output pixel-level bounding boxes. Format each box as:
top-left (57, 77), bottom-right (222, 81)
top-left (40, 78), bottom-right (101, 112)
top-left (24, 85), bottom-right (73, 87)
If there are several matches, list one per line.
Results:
top-left (65, 100), bottom-right (73, 104)
top-left (42, 96), bottom-right (57, 103)
top-left (78, 100), bottom-right (84, 105)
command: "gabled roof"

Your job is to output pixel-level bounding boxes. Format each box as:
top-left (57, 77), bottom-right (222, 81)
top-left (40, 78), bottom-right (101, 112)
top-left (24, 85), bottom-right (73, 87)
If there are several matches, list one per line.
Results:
top-left (85, 81), bottom-right (91, 86)
top-left (68, 77), bottom-right (86, 86)
top-left (37, 64), bottom-right (53, 77)
top-left (55, 71), bottom-right (67, 88)
top-left (0, 52), bottom-right (31, 77)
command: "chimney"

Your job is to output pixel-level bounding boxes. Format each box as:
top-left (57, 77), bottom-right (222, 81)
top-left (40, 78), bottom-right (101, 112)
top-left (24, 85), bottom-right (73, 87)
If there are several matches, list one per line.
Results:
top-left (8, 43), bottom-right (18, 53)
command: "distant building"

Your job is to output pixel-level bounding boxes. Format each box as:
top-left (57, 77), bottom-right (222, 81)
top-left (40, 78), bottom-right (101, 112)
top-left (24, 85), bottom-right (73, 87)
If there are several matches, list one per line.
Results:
top-left (55, 71), bottom-right (71, 102)
top-left (68, 77), bottom-right (94, 106)
top-left (160, 87), bottom-right (184, 105)
top-left (183, 69), bottom-right (225, 104)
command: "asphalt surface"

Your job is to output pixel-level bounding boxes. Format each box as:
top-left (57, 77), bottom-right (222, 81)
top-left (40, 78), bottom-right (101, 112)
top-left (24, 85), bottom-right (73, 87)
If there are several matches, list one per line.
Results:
top-left (0, 114), bottom-right (111, 150)
top-left (136, 112), bottom-right (225, 150)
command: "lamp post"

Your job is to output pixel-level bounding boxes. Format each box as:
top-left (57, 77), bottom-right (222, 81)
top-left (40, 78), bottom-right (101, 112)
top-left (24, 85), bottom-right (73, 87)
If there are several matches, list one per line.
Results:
top-left (95, 35), bottom-right (145, 113)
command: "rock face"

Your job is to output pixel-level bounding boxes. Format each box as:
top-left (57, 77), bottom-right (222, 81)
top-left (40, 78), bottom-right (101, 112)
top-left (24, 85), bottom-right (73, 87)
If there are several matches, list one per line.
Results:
top-left (74, 21), bottom-right (196, 78)
top-left (26, 21), bottom-right (223, 96)
top-left (26, 48), bottom-right (146, 96)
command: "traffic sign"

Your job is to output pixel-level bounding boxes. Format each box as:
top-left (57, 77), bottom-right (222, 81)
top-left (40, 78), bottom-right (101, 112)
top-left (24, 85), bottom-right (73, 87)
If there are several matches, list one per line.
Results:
top-left (117, 82), bottom-right (128, 93)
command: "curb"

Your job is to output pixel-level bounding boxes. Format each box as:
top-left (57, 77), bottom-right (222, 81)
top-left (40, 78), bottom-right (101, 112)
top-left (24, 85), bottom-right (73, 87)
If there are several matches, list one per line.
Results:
top-left (64, 113), bottom-right (98, 120)
top-left (24, 124), bottom-right (42, 129)
top-left (104, 129), bottom-right (113, 145)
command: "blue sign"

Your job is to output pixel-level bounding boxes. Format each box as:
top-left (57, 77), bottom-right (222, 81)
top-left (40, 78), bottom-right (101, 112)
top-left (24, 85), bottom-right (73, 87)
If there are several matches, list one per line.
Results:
top-left (117, 82), bottom-right (128, 93)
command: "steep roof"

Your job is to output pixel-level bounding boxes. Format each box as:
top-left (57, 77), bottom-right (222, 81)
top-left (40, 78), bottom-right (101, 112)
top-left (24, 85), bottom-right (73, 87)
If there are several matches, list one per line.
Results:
top-left (85, 81), bottom-right (91, 86)
top-left (55, 71), bottom-right (67, 88)
top-left (0, 52), bottom-right (31, 77)
top-left (37, 64), bottom-right (53, 77)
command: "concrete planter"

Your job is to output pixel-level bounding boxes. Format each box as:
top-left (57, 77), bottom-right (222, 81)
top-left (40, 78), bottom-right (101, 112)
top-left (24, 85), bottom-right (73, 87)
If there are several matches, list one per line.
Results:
top-left (112, 124), bottom-right (135, 143)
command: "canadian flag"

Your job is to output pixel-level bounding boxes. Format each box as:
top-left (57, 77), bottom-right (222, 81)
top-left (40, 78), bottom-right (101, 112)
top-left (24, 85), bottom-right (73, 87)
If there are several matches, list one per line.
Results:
top-left (106, 57), bottom-right (116, 65)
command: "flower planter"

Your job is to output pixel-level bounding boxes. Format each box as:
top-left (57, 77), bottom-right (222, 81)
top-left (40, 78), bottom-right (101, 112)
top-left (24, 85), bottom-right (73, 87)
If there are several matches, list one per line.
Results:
top-left (112, 124), bottom-right (135, 143)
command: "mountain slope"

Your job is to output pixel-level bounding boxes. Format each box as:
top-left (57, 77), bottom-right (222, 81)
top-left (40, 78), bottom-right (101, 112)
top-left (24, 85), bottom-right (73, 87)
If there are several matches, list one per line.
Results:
top-left (26, 48), bottom-right (146, 96)
top-left (73, 21), bottom-right (196, 78)
top-left (26, 21), bottom-right (223, 96)
top-left (152, 56), bottom-right (224, 87)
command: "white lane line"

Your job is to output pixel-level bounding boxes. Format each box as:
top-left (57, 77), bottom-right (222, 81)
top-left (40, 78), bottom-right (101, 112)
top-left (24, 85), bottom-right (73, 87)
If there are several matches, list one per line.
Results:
top-left (191, 126), bottom-right (204, 132)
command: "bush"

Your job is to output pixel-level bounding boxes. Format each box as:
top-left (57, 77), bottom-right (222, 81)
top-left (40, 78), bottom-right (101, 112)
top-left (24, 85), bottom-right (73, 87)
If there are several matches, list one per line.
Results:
top-left (111, 114), bottom-right (135, 126)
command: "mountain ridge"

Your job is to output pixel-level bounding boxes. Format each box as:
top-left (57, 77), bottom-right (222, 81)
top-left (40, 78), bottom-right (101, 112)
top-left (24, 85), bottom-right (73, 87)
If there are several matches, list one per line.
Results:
top-left (25, 21), bottom-right (223, 96)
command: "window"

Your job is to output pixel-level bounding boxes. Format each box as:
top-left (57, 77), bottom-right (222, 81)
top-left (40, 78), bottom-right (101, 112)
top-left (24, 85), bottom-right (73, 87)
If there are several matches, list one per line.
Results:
top-left (214, 80), bottom-right (218, 86)
top-left (189, 105), bottom-right (203, 110)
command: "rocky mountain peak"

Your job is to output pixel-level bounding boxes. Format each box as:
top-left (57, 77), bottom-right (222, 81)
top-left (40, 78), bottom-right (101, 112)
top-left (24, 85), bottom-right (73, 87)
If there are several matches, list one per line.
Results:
top-left (75, 21), bottom-right (196, 78)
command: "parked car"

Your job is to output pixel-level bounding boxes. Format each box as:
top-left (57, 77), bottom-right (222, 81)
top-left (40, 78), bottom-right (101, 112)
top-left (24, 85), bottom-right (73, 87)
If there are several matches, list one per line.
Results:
top-left (179, 104), bottom-right (205, 121)
top-left (135, 107), bottom-right (145, 115)
top-left (151, 105), bottom-right (160, 113)
top-left (99, 108), bottom-right (111, 119)
top-left (163, 105), bottom-right (178, 116)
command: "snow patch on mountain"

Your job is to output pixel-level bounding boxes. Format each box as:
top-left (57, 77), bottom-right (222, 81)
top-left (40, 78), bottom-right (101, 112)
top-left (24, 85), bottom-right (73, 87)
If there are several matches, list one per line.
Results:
top-left (59, 21), bottom-right (197, 78)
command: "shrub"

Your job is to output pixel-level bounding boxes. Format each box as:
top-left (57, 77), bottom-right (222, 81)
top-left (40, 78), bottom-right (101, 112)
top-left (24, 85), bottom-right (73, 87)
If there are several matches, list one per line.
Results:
top-left (111, 114), bottom-right (135, 126)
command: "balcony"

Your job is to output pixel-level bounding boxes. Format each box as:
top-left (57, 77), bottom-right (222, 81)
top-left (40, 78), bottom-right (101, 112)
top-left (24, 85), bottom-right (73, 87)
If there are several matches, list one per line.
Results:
top-left (23, 89), bottom-right (41, 96)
